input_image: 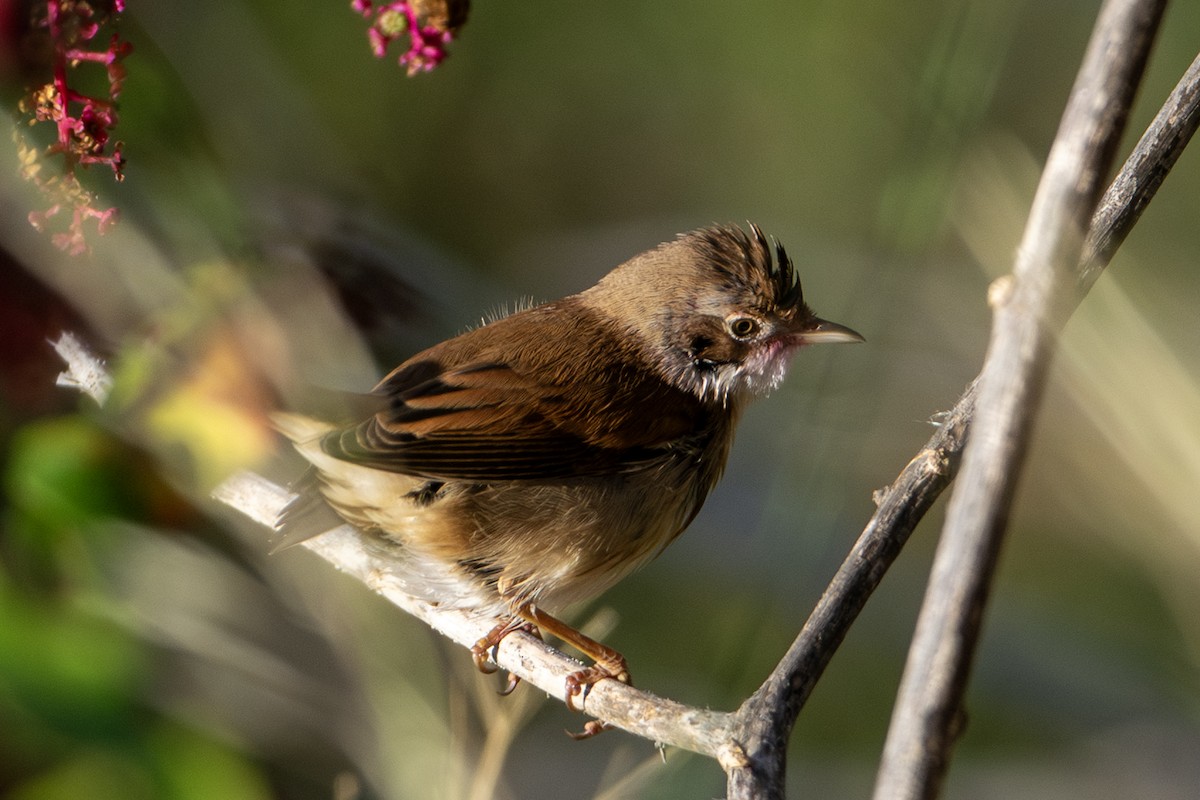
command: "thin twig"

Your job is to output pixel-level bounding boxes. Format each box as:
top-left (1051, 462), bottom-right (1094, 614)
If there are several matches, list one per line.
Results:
top-left (726, 21), bottom-right (1198, 800)
top-left (50, 338), bottom-right (741, 756)
top-left (873, 2), bottom-right (1166, 799)
top-left (51, 331), bottom-right (112, 404)
top-left (725, 395), bottom-right (974, 799)
top-left (211, 471), bottom-right (740, 758)
top-left (1079, 50), bottom-right (1200, 295)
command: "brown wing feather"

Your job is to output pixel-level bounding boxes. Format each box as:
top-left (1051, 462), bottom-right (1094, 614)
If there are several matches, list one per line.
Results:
top-left (320, 299), bottom-right (709, 482)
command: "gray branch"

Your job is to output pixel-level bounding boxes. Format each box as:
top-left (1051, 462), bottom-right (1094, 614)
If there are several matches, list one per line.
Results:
top-left (726, 6), bottom-right (1198, 798)
top-left (874, 1), bottom-right (1167, 798)
top-left (211, 470), bottom-right (742, 758)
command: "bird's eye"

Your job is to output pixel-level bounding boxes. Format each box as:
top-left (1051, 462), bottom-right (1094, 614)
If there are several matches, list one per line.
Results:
top-left (728, 317), bottom-right (760, 339)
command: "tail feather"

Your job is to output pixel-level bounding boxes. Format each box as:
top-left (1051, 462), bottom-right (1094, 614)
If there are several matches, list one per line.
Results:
top-left (270, 412), bottom-right (347, 550)
top-left (268, 467), bottom-right (348, 552)
top-left (270, 411), bottom-right (336, 443)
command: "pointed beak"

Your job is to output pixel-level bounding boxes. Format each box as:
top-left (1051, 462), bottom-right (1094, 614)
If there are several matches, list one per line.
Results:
top-left (794, 316), bottom-right (865, 345)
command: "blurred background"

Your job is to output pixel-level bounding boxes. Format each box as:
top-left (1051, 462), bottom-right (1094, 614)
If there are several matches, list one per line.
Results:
top-left (1, 1), bottom-right (1199, 798)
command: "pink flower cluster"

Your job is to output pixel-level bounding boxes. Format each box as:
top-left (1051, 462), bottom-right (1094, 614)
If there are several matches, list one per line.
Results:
top-left (351, 0), bottom-right (455, 76)
top-left (18, 1), bottom-right (131, 255)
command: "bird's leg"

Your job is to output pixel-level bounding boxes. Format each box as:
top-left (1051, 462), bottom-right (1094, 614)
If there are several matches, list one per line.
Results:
top-left (472, 606), bottom-right (632, 738)
top-left (471, 618), bottom-right (540, 695)
top-left (516, 604), bottom-right (632, 738)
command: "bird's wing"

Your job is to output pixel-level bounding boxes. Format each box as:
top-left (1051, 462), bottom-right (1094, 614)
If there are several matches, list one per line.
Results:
top-left (320, 355), bottom-right (702, 482)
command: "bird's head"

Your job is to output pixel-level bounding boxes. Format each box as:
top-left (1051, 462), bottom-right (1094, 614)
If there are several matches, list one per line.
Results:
top-left (586, 223), bottom-right (863, 405)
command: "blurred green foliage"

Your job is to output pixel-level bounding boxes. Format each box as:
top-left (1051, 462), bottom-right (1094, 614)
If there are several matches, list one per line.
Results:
top-left (0, 417), bottom-right (271, 799)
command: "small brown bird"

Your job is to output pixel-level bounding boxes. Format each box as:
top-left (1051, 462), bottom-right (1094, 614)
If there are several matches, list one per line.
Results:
top-left (274, 223), bottom-right (861, 729)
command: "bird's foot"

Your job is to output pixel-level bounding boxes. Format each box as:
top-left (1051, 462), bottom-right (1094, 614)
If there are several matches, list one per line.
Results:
top-left (471, 619), bottom-right (540, 694)
top-left (561, 653), bottom-right (632, 739)
top-left (563, 656), bottom-right (632, 712)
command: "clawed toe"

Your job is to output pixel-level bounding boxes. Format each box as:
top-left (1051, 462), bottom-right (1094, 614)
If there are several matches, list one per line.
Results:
top-left (563, 660), bottom-right (633, 713)
top-left (470, 637), bottom-right (501, 674)
top-left (474, 606), bottom-right (635, 739)
top-left (472, 619), bottom-right (542, 692)
top-left (564, 666), bottom-right (601, 712)
top-left (567, 719), bottom-right (611, 740)
top-left (562, 663), bottom-right (631, 738)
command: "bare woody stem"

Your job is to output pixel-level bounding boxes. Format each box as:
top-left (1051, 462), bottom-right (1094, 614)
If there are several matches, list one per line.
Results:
top-left (726, 9), bottom-right (1196, 800)
top-left (874, 1), bottom-right (1167, 799)
top-left (211, 470), bottom-right (743, 758)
